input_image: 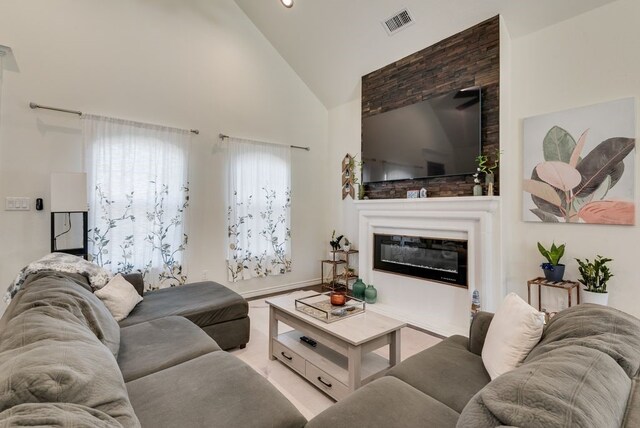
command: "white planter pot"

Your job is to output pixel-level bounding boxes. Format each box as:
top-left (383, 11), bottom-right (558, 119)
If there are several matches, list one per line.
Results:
top-left (581, 289), bottom-right (609, 306)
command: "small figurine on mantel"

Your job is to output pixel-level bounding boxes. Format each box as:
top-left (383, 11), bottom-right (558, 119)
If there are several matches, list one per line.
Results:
top-left (472, 172), bottom-right (483, 196)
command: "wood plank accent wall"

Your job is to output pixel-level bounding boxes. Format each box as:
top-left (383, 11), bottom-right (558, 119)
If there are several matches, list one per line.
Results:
top-left (362, 16), bottom-right (500, 199)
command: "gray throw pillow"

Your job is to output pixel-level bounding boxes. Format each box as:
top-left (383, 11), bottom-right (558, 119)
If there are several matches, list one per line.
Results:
top-left (458, 346), bottom-right (631, 428)
top-left (526, 303), bottom-right (640, 378)
top-left (0, 402), bottom-right (122, 427)
top-left (0, 271), bottom-right (121, 359)
top-left (0, 302), bottom-right (139, 427)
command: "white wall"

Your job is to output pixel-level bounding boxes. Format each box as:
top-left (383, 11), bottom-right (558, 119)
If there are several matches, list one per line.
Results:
top-left (0, 0), bottom-right (328, 307)
top-left (328, 2), bottom-right (640, 321)
top-left (327, 97), bottom-right (361, 243)
top-left (504, 0), bottom-right (640, 316)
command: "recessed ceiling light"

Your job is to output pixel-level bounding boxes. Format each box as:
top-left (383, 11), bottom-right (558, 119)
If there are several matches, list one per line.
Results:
top-left (281, 0), bottom-right (294, 8)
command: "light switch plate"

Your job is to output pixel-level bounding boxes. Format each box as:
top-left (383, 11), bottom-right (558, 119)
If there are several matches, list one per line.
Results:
top-left (5, 197), bottom-right (31, 211)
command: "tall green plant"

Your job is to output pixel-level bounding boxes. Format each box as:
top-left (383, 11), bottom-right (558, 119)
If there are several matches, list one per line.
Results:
top-left (537, 242), bottom-right (565, 266)
top-left (348, 154), bottom-right (366, 200)
top-left (576, 255), bottom-right (613, 293)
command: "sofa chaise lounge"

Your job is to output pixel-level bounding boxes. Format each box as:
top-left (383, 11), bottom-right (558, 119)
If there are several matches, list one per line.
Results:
top-left (120, 273), bottom-right (249, 350)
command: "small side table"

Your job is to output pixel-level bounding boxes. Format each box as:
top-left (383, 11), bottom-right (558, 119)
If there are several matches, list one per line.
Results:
top-left (527, 277), bottom-right (580, 311)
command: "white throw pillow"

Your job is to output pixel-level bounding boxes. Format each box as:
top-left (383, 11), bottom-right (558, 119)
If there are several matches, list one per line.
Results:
top-left (481, 292), bottom-right (545, 380)
top-left (94, 274), bottom-right (143, 321)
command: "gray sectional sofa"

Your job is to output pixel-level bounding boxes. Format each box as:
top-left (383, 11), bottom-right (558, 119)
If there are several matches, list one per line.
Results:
top-left (0, 270), bottom-right (306, 428)
top-left (307, 304), bottom-right (640, 428)
top-left (3, 267), bottom-right (639, 428)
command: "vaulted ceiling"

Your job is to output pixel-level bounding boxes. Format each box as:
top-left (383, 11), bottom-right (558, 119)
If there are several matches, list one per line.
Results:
top-left (234, 0), bottom-right (618, 108)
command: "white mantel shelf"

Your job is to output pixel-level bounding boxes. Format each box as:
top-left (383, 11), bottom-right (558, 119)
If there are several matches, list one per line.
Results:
top-left (353, 196), bottom-right (500, 209)
top-left (353, 195), bottom-right (502, 337)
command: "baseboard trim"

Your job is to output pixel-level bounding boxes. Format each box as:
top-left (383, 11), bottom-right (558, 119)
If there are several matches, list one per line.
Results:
top-left (239, 278), bottom-right (322, 300)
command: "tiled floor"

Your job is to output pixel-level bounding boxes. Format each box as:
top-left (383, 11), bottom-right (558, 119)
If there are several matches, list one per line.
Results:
top-left (230, 291), bottom-right (441, 420)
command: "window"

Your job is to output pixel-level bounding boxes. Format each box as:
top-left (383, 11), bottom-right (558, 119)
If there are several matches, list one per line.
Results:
top-left (226, 138), bottom-right (291, 282)
top-left (83, 115), bottom-right (190, 290)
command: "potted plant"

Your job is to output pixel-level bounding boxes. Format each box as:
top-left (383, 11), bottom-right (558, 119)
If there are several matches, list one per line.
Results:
top-left (475, 148), bottom-right (501, 196)
top-left (537, 242), bottom-right (566, 282)
top-left (348, 154), bottom-right (366, 200)
top-left (576, 255), bottom-right (613, 306)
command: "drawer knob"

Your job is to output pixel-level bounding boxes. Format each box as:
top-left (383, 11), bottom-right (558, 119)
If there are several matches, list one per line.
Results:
top-left (281, 351), bottom-right (293, 361)
top-left (317, 376), bottom-right (332, 388)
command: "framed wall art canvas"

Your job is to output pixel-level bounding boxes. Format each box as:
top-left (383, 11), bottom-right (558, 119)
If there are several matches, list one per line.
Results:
top-left (522, 98), bottom-right (636, 225)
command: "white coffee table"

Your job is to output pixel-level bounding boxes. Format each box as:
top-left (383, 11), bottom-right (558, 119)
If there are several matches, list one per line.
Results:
top-left (266, 291), bottom-right (406, 401)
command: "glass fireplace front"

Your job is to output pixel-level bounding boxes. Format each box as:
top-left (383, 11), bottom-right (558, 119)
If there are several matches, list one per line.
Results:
top-left (373, 234), bottom-right (468, 288)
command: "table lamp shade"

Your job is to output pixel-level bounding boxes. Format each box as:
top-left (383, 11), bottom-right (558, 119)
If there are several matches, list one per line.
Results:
top-left (50, 173), bottom-right (88, 212)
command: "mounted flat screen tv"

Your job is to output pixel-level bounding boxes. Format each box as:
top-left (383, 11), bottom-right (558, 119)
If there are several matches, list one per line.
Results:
top-left (362, 87), bottom-right (482, 183)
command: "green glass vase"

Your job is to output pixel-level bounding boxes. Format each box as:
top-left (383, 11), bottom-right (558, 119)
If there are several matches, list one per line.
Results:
top-left (352, 278), bottom-right (366, 300)
top-left (364, 284), bottom-right (377, 304)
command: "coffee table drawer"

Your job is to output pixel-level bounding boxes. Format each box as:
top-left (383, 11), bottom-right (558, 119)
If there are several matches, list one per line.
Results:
top-left (273, 339), bottom-right (305, 374)
top-left (305, 361), bottom-right (349, 401)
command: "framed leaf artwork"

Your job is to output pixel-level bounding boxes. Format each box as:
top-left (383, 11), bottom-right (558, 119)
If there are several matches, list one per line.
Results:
top-left (522, 98), bottom-right (636, 225)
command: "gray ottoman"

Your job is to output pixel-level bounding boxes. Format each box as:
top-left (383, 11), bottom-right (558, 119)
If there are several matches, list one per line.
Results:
top-left (120, 275), bottom-right (250, 350)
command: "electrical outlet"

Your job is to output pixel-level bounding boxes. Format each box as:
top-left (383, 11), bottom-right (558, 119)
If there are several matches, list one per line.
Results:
top-left (201, 270), bottom-right (208, 280)
top-left (5, 197), bottom-right (30, 211)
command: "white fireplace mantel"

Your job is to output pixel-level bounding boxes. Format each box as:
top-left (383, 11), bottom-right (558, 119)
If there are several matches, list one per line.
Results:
top-left (353, 196), bottom-right (502, 337)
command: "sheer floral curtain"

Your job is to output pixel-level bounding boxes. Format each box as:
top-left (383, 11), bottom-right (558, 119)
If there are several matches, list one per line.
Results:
top-left (226, 138), bottom-right (291, 282)
top-left (83, 115), bottom-right (190, 290)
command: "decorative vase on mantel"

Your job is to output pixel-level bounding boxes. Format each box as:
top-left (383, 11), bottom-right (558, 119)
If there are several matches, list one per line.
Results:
top-left (473, 184), bottom-right (483, 196)
top-left (485, 173), bottom-right (495, 196)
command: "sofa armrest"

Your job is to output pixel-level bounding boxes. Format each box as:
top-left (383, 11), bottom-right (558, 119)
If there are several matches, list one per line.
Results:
top-left (121, 273), bottom-right (144, 297)
top-left (468, 311), bottom-right (494, 355)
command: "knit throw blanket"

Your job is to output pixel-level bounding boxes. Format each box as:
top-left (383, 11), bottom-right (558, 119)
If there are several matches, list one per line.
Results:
top-left (3, 253), bottom-right (112, 304)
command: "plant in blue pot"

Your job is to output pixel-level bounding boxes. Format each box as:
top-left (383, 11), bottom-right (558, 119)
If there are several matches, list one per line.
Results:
top-left (538, 242), bottom-right (566, 282)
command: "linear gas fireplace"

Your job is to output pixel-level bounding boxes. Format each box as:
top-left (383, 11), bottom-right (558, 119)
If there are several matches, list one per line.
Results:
top-left (373, 234), bottom-right (468, 288)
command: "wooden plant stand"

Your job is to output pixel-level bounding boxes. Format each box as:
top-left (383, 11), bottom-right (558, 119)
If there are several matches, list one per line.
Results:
top-left (321, 250), bottom-right (359, 291)
top-left (527, 277), bottom-right (580, 311)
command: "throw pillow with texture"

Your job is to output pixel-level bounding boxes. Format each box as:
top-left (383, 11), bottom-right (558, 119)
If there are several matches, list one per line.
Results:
top-left (481, 292), bottom-right (545, 380)
top-left (95, 274), bottom-right (143, 321)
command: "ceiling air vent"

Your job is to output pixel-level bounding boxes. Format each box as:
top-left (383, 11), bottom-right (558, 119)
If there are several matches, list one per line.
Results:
top-left (382, 8), bottom-right (414, 36)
